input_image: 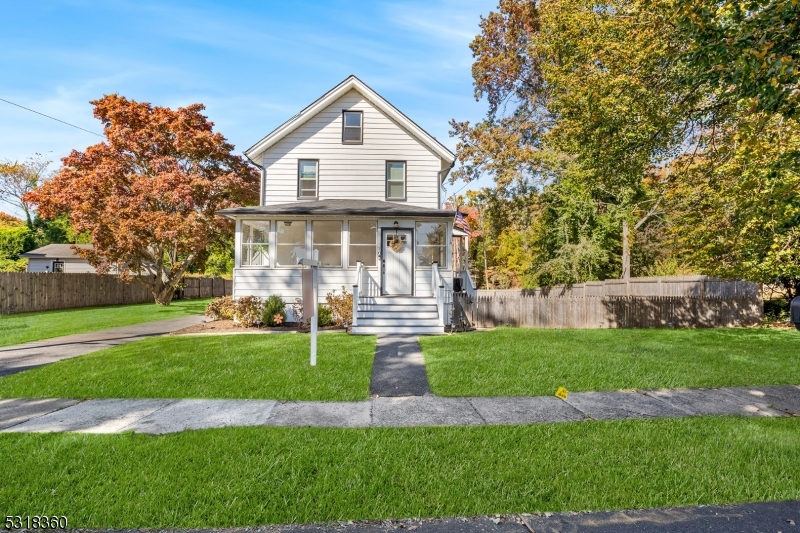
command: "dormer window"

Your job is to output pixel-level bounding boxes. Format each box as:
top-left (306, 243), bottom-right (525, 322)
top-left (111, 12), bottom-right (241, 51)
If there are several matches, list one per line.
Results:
top-left (342, 110), bottom-right (362, 144)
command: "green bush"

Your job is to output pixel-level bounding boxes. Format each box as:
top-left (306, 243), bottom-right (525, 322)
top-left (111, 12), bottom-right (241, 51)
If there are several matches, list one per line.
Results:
top-left (764, 299), bottom-right (790, 324)
top-left (317, 304), bottom-right (333, 327)
top-left (262, 295), bottom-right (287, 327)
top-left (0, 258), bottom-right (27, 272)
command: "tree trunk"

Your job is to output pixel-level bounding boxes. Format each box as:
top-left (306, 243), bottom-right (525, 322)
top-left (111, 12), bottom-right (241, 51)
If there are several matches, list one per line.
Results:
top-left (621, 219), bottom-right (631, 280)
top-left (150, 275), bottom-right (176, 306)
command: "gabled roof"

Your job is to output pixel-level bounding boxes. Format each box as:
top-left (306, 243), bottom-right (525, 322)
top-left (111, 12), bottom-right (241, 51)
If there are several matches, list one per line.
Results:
top-left (218, 199), bottom-right (455, 218)
top-left (244, 75), bottom-right (456, 165)
top-left (20, 244), bottom-right (92, 259)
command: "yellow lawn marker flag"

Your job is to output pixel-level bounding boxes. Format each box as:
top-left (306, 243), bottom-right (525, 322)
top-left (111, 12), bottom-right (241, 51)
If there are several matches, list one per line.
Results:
top-left (555, 387), bottom-right (569, 401)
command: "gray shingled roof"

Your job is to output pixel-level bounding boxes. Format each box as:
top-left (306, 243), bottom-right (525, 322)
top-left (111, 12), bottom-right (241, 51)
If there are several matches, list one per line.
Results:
top-left (218, 199), bottom-right (456, 218)
top-left (19, 244), bottom-right (92, 259)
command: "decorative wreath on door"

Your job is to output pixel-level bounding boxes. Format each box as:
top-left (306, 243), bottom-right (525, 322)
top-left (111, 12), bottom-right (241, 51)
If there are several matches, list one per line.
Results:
top-left (389, 235), bottom-right (404, 253)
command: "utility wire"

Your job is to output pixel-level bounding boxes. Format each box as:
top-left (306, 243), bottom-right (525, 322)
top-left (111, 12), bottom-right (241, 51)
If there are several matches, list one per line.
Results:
top-left (0, 97), bottom-right (103, 137)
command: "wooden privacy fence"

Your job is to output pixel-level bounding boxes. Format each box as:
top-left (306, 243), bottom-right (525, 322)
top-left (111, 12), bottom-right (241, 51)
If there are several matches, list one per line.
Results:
top-left (454, 276), bottom-right (763, 329)
top-left (178, 277), bottom-right (233, 300)
top-left (0, 273), bottom-right (231, 314)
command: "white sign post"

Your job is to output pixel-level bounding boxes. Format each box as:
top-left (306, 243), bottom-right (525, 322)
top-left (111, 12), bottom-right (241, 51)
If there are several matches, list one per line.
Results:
top-left (299, 257), bottom-right (320, 366)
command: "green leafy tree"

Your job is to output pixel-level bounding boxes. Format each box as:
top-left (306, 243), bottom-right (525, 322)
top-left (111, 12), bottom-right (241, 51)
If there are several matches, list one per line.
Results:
top-left (666, 111), bottom-right (800, 301)
top-left (675, 0), bottom-right (800, 118)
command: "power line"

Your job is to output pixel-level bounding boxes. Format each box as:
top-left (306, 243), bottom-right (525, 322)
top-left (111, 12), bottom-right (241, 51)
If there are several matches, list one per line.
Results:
top-left (0, 97), bottom-right (103, 137)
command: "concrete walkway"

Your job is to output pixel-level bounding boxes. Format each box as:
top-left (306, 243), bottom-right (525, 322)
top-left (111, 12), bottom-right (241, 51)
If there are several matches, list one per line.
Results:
top-left (370, 335), bottom-right (431, 397)
top-left (1, 384), bottom-right (798, 434)
top-left (0, 315), bottom-right (206, 377)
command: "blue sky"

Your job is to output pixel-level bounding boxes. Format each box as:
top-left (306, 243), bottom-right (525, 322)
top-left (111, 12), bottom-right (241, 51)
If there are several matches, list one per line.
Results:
top-left (0, 0), bottom-right (497, 216)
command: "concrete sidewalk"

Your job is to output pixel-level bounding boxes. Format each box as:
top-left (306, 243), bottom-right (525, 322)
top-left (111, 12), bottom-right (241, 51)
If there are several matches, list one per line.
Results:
top-left (0, 315), bottom-right (206, 377)
top-left (1, 384), bottom-right (798, 434)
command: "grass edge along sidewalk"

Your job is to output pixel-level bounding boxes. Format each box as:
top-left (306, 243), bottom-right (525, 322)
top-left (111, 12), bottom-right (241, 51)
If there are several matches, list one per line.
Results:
top-left (421, 327), bottom-right (800, 397)
top-left (2, 416), bottom-right (799, 528)
top-left (0, 299), bottom-right (211, 347)
top-left (0, 333), bottom-right (376, 401)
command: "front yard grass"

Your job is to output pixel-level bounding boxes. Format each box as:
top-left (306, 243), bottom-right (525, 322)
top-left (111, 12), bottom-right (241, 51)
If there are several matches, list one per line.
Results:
top-left (2, 416), bottom-right (798, 528)
top-left (421, 327), bottom-right (800, 397)
top-left (0, 299), bottom-right (211, 347)
top-left (0, 333), bottom-right (375, 401)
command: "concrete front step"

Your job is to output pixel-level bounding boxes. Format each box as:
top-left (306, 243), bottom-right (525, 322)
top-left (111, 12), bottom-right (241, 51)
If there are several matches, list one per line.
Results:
top-left (357, 318), bottom-right (442, 327)
top-left (358, 311), bottom-right (439, 319)
top-left (358, 304), bottom-right (438, 312)
top-left (359, 297), bottom-right (436, 305)
top-left (350, 325), bottom-right (445, 335)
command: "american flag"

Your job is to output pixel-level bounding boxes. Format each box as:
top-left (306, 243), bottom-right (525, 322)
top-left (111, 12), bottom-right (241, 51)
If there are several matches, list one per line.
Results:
top-left (454, 210), bottom-right (473, 237)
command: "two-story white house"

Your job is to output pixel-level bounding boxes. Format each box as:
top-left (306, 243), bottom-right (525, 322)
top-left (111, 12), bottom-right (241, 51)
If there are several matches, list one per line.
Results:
top-left (219, 76), bottom-right (460, 334)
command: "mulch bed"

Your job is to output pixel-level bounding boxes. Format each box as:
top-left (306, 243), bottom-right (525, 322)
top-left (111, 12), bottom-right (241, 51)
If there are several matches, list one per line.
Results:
top-left (170, 320), bottom-right (347, 335)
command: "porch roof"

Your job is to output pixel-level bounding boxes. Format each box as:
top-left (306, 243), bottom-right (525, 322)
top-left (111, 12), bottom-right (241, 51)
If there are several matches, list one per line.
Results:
top-left (218, 199), bottom-right (456, 218)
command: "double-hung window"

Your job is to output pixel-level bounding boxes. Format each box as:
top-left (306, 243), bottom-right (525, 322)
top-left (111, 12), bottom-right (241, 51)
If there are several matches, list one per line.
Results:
top-left (312, 221), bottom-right (342, 267)
top-left (276, 221), bottom-right (306, 266)
top-left (386, 161), bottom-right (406, 200)
top-left (342, 110), bottom-right (362, 143)
top-left (240, 221), bottom-right (270, 267)
top-left (298, 160), bottom-right (318, 199)
top-left (415, 222), bottom-right (446, 267)
top-left (348, 220), bottom-right (377, 267)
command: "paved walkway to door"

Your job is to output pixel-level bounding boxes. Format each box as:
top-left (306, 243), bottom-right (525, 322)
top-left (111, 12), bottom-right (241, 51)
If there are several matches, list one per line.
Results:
top-left (0, 315), bottom-right (206, 377)
top-left (370, 335), bottom-right (431, 397)
top-left (1, 384), bottom-right (797, 434)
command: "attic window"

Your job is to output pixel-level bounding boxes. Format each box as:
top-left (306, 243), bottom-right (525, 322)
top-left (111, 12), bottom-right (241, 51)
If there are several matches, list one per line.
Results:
top-left (342, 111), bottom-right (362, 144)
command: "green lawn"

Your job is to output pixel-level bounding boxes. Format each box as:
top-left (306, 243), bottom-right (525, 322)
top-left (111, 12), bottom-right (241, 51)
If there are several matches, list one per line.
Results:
top-left (421, 327), bottom-right (800, 397)
top-left (1, 417), bottom-right (798, 528)
top-left (0, 299), bottom-right (211, 347)
top-left (0, 334), bottom-right (375, 401)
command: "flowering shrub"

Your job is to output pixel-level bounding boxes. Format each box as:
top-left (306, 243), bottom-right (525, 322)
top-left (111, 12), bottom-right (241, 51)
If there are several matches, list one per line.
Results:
top-left (234, 296), bottom-right (263, 327)
top-left (205, 296), bottom-right (235, 321)
top-left (325, 286), bottom-right (353, 326)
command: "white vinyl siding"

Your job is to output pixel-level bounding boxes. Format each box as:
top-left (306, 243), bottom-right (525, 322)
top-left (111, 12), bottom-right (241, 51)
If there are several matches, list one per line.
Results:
top-left (261, 90), bottom-right (442, 208)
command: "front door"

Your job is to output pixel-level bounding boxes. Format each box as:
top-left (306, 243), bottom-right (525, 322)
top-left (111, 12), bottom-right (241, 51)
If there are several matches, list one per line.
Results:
top-left (382, 229), bottom-right (413, 295)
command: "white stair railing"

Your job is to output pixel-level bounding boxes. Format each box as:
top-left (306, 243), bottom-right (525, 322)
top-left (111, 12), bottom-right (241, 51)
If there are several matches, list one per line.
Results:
top-left (352, 261), bottom-right (362, 327)
top-left (432, 262), bottom-right (446, 327)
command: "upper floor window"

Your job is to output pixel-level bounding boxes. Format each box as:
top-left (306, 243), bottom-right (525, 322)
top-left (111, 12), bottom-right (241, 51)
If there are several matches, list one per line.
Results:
top-left (342, 110), bottom-right (362, 144)
top-left (298, 160), bottom-right (318, 199)
top-left (386, 161), bottom-right (406, 200)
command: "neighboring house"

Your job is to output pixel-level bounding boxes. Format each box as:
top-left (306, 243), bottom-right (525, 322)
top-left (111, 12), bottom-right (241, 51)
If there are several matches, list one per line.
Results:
top-left (20, 244), bottom-right (95, 273)
top-left (219, 75), bottom-right (475, 334)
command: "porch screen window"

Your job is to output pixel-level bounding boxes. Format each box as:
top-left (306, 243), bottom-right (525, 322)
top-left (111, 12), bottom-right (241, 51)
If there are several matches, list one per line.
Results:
top-left (240, 221), bottom-right (270, 267)
top-left (312, 221), bottom-right (342, 267)
top-left (298, 160), bottom-right (318, 198)
top-left (386, 161), bottom-right (406, 200)
top-left (342, 111), bottom-right (362, 143)
top-left (276, 221), bottom-right (306, 266)
top-left (415, 222), bottom-right (446, 267)
top-left (348, 220), bottom-right (377, 267)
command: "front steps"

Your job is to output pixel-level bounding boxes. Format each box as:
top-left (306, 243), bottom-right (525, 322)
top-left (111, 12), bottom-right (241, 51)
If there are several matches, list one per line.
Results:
top-left (350, 296), bottom-right (445, 335)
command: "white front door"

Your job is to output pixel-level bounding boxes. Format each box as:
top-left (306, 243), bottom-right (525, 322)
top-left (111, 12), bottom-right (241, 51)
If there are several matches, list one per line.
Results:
top-left (382, 229), bottom-right (413, 295)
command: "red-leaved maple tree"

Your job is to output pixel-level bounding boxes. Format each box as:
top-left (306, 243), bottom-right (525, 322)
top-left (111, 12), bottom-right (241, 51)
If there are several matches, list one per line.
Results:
top-left (26, 95), bottom-right (259, 305)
